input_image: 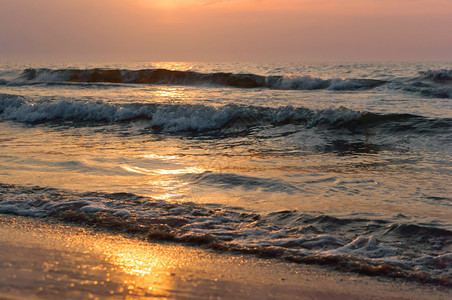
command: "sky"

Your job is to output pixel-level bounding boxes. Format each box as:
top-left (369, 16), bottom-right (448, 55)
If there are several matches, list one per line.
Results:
top-left (0, 0), bottom-right (451, 62)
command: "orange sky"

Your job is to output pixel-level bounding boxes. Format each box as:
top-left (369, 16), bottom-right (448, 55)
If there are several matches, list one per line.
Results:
top-left (0, 0), bottom-right (451, 62)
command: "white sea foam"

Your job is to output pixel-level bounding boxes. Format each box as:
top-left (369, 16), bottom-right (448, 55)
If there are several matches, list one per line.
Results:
top-left (34, 69), bottom-right (68, 82)
top-left (325, 236), bottom-right (399, 258)
top-left (0, 94), bottom-right (366, 131)
top-left (1, 184), bottom-right (450, 282)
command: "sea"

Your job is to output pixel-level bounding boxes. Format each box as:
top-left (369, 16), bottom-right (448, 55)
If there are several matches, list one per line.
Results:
top-left (0, 62), bottom-right (451, 284)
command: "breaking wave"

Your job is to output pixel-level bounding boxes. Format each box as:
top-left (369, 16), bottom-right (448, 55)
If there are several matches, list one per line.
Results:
top-left (4, 67), bottom-right (452, 98)
top-left (13, 67), bottom-right (387, 91)
top-left (1, 93), bottom-right (450, 134)
top-left (4, 67), bottom-right (451, 98)
top-left (0, 183), bottom-right (450, 285)
top-left (420, 69), bottom-right (452, 82)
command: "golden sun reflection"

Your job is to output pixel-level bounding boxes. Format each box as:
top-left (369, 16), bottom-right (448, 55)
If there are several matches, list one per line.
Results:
top-left (154, 86), bottom-right (187, 103)
top-left (153, 166), bottom-right (205, 175)
top-left (94, 237), bottom-right (179, 297)
top-left (121, 165), bottom-right (155, 175)
top-left (151, 62), bottom-right (197, 71)
top-left (142, 154), bottom-right (179, 160)
top-left (149, 179), bottom-right (188, 200)
top-left (121, 164), bottom-right (205, 201)
top-left (121, 165), bottom-right (204, 176)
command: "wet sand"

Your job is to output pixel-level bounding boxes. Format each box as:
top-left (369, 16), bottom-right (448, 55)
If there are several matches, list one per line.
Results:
top-left (0, 215), bottom-right (450, 299)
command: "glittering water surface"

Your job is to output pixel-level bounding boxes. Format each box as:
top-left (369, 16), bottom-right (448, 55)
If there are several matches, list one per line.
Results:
top-left (1, 62), bottom-right (451, 282)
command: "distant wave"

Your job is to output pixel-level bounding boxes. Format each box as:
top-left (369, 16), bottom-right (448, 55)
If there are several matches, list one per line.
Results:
top-left (390, 69), bottom-right (452, 99)
top-left (0, 183), bottom-right (450, 285)
top-left (15, 67), bottom-right (387, 91)
top-left (403, 85), bottom-right (452, 99)
top-left (3, 67), bottom-right (450, 98)
top-left (1, 93), bottom-right (450, 134)
top-left (420, 69), bottom-right (452, 82)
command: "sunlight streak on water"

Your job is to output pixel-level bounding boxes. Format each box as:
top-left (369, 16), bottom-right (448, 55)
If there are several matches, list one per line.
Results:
top-left (121, 165), bottom-right (205, 175)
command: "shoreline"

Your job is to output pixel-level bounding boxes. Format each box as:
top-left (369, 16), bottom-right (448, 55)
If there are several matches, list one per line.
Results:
top-left (0, 215), bottom-right (450, 299)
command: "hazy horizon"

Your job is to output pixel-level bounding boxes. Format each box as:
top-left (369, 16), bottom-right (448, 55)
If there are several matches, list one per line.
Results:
top-left (1, 0), bottom-right (451, 63)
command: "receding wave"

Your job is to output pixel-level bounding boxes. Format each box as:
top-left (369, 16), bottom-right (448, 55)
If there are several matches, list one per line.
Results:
top-left (0, 183), bottom-right (450, 285)
top-left (1, 93), bottom-right (450, 134)
top-left (16, 67), bottom-right (387, 91)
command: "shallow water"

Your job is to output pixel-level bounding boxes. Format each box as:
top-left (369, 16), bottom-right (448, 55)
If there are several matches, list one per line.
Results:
top-left (1, 62), bottom-right (451, 283)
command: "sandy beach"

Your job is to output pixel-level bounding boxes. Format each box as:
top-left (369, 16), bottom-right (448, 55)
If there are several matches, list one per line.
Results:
top-left (0, 215), bottom-right (449, 299)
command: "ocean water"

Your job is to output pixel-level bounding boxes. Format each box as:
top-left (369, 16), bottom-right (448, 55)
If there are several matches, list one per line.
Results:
top-left (0, 62), bottom-right (451, 284)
